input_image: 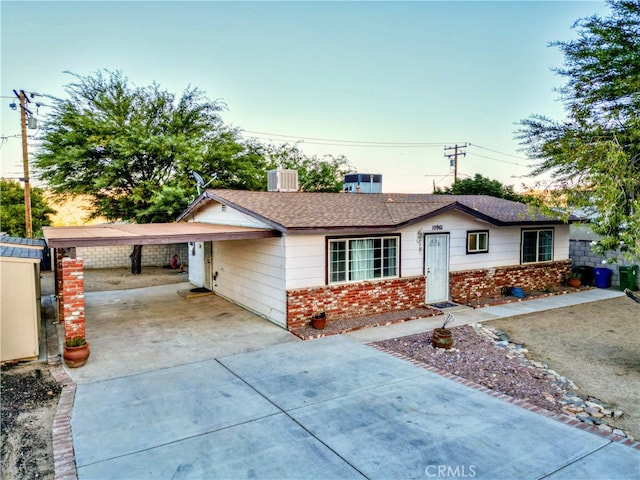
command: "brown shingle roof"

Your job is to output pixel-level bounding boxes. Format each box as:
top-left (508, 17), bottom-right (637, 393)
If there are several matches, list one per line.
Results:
top-left (179, 190), bottom-right (565, 232)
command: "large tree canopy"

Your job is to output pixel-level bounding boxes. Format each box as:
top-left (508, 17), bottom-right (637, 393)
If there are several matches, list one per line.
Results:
top-left (0, 179), bottom-right (55, 238)
top-left (433, 174), bottom-right (527, 202)
top-left (517, 0), bottom-right (640, 260)
top-left (36, 70), bottom-right (350, 223)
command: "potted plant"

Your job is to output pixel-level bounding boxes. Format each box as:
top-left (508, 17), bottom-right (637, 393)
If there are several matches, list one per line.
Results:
top-left (568, 271), bottom-right (582, 288)
top-left (432, 313), bottom-right (455, 349)
top-left (63, 336), bottom-right (90, 368)
top-left (311, 311), bottom-right (326, 330)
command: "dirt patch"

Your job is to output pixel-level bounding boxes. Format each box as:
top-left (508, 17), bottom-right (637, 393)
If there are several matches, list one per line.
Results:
top-left (291, 307), bottom-right (440, 339)
top-left (486, 296), bottom-right (640, 439)
top-left (1, 362), bottom-right (62, 480)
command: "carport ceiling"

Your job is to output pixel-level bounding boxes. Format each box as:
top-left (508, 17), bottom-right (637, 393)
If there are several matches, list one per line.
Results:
top-left (43, 223), bottom-right (280, 248)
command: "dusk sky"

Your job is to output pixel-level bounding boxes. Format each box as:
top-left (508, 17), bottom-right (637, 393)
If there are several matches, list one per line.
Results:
top-left (1, 1), bottom-right (610, 193)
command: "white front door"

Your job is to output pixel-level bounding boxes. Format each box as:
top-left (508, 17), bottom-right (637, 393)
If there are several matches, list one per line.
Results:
top-left (203, 242), bottom-right (213, 290)
top-left (425, 233), bottom-right (450, 303)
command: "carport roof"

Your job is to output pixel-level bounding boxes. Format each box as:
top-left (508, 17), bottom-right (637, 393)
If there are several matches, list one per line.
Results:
top-left (42, 222), bottom-right (280, 248)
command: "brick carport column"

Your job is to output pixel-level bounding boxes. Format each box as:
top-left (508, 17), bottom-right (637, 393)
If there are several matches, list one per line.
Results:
top-left (60, 255), bottom-right (86, 342)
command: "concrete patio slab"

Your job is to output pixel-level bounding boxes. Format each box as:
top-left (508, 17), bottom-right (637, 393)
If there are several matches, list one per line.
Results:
top-left (78, 414), bottom-right (366, 480)
top-left (72, 359), bottom-right (280, 467)
top-left (544, 441), bottom-right (640, 479)
top-left (219, 336), bottom-right (427, 411)
top-left (59, 283), bottom-right (299, 384)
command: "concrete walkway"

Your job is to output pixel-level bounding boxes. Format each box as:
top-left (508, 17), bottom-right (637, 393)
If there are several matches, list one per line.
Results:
top-left (346, 288), bottom-right (627, 342)
top-left (68, 289), bottom-right (639, 479)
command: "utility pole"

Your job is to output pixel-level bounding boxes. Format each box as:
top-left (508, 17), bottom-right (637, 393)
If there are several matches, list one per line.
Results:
top-left (16, 89), bottom-right (33, 238)
top-left (444, 143), bottom-right (467, 184)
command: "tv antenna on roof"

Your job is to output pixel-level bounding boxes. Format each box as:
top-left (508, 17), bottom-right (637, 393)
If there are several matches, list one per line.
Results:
top-left (193, 171), bottom-right (216, 195)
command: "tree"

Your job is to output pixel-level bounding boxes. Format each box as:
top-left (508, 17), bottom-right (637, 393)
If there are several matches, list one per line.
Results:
top-left (35, 70), bottom-right (269, 223)
top-left (262, 143), bottom-right (353, 192)
top-left (36, 70), bottom-right (353, 223)
top-left (517, 0), bottom-right (640, 260)
top-left (0, 179), bottom-right (56, 238)
top-left (434, 174), bottom-right (527, 202)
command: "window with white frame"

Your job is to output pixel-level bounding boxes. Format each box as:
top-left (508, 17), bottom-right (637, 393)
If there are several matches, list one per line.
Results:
top-left (521, 229), bottom-right (553, 263)
top-left (467, 230), bottom-right (489, 254)
top-left (328, 236), bottom-right (398, 283)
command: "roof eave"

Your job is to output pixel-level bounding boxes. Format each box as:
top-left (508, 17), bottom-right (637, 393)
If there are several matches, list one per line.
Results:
top-left (201, 191), bottom-right (288, 233)
top-left (175, 191), bottom-right (211, 222)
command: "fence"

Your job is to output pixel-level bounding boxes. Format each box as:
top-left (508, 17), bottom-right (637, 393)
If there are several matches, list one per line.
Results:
top-left (570, 239), bottom-right (639, 289)
top-left (75, 243), bottom-right (189, 269)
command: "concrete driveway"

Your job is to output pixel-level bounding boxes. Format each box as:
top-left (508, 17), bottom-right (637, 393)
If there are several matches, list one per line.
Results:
top-left (59, 282), bottom-right (299, 384)
top-left (62, 286), bottom-right (638, 478)
top-left (71, 334), bottom-right (639, 479)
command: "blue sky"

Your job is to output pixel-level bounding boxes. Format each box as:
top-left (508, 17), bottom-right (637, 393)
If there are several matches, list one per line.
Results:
top-left (1, 1), bottom-right (609, 193)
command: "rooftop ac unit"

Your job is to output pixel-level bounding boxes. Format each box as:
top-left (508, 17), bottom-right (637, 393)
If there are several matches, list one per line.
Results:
top-left (268, 169), bottom-right (299, 192)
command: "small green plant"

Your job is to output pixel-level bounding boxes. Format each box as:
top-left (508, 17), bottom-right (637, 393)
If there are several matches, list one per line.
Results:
top-left (65, 336), bottom-right (86, 347)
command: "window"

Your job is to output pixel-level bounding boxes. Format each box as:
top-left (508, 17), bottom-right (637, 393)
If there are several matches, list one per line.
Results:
top-left (521, 229), bottom-right (553, 263)
top-left (328, 236), bottom-right (398, 283)
top-left (467, 231), bottom-right (489, 254)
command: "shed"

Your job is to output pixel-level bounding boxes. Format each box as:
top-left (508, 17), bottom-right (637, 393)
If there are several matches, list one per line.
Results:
top-left (0, 237), bottom-right (45, 362)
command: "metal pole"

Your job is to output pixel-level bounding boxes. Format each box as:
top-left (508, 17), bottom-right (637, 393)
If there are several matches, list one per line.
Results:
top-left (454, 144), bottom-right (458, 183)
top-left (19, 90), bottom-right (33, 238)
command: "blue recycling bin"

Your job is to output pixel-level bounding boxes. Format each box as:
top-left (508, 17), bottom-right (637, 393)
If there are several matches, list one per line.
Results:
top-left (594, 267), bottom-right (613, 288)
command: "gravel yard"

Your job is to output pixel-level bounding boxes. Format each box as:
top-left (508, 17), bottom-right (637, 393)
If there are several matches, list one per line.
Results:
top-left (376, 325), bottom-right (572, 414)
top-left (376, 295), bottom-right (639, 440)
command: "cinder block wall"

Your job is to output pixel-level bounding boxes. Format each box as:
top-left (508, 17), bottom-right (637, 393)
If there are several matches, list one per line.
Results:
top-left (75, 243), bottom-right (188, 269)
top-left (570, 239), bottom-right (639, 289)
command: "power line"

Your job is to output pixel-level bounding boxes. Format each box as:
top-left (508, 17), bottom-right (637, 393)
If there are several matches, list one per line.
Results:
top-left (468, 152), bottom-right (530, 167)
top-left (468, 143), bottom-right (528, 160)
top-left (241, 130), bottom-right (456, 147)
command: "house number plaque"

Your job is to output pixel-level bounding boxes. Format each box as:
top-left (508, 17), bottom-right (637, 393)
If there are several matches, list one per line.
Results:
top-left (431, 225), bottom-right (444, 231)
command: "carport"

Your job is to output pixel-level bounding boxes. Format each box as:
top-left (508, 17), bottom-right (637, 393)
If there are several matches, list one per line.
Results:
top-left (42, 223), bottom-right (280, 345)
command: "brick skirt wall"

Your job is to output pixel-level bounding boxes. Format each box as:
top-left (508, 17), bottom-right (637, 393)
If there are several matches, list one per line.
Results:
top-left (75, 243), bottom-right (188, 269)
top-left (449, 260), bottom-right (572, 304)
top-left (286, 276), bottom-right (426, 329)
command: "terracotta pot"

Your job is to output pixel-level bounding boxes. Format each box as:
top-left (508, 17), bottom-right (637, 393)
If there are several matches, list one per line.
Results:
top-left (63, 342), bottom-right (90, 368)
top-left (312, 316), bottom-right (326, 330)
top-left (568, 278), bottom-right (581, 288)
top-left (432, 328), bottom-right (453, 349)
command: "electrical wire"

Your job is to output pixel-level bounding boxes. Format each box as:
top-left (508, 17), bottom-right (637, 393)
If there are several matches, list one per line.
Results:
top-left (241, 130), bottom-right (456, 147)
top-left (467, 152), bottom-right (530, 167)
top-left (468, 143), bottom-right (529, 160)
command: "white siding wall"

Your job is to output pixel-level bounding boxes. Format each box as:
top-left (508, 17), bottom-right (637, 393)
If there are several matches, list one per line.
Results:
top-left (188, 241), bottom-right (206, 287)
top-left (284, 212), bottom-right (572, 289)
top-left (191, 202), bottom-right (270, 228)
top-left (401, 212), bottom-right (571, 273)
top-left (189, 200), bottom-right (571, 322)
top-left (212, 237), bottom-right (287, 327)
top-left (285, 234), bottom-right (327, 289)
